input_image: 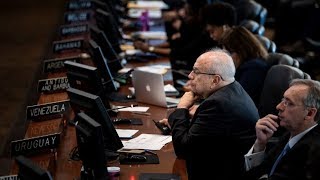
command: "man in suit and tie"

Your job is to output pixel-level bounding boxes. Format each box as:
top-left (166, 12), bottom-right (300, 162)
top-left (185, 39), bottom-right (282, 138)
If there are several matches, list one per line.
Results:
top-left (244, 79), bottom-right (320, 180)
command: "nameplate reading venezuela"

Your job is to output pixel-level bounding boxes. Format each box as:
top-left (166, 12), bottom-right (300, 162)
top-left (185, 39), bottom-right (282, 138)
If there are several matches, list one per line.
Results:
top-left (38, 77), bottom-right (69, 94)
top-left (59, 23), bottom-right (89, 37)
top-left (64, 11), bottom-right (91, 23)
top-left (11, 133), bottom-right (60, 157)
top-left (43, 55), bottom-right (80, 73)
top-left (67, 0), bottom-right (92, 10)
top-left (26, 100), bottom-right (70, 121)
top-left (52, 38), bottom-right (84, 53)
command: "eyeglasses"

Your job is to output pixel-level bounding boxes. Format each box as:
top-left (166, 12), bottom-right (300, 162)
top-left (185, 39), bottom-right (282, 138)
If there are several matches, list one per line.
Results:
top-left (280, 98), bottom-right (305, 108)
top-left (191, 68), bottom-right (224, 80)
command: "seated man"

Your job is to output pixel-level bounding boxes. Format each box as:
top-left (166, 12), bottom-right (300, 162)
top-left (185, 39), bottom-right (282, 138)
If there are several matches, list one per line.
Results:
top-left (166, 48), bottom-right (259, 180)
top-left (244, 79), bottom-right (320, 179)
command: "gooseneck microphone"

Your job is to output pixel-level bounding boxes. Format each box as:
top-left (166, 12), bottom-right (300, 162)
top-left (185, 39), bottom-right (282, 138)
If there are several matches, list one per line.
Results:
top-left (102, 68), bottom-right (134, 86)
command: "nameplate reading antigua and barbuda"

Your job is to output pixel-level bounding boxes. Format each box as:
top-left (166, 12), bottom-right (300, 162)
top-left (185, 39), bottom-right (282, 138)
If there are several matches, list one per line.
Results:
top-left (10, 133), bottom-right (60, 157)
top-left (64, 11), bottom-right (91, 23)
top-left (52, 38), bottom-right (84, 53)
top-left (66, 0), bottom-right (92, 10)
top-left (43, 55), bottom-right (81, 73)
top-left (59, 23), bottom-right (89, 37)
top-left (37, 76), bottom-right (69, 94)
top-left (26, 100), bottom-right (70, 121)
top-left (0, 175), bottom-right (18, 180)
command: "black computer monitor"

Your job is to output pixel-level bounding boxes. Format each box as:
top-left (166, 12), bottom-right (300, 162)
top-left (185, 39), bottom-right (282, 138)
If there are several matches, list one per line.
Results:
top-left (87, 38), bottom-right (122, 80)
top-left (64, 60), bottom-right (117, 106)
top-left (89, 25), bottom-right (123, 75)
top-left (67, 87), bottom-right (123, 155)
top-left (95, 8), bottom-right (122, 54)
top-left (75, 112), bottom-right (108, 179)
top-left (15, 155), bottom-right (53, 180)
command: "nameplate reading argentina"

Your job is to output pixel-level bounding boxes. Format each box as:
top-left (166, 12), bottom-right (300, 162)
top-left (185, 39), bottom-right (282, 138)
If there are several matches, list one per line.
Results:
top-left (53, 38), bottom-right (84, 53)
top-left (67, 0), bottom-right (92, 10)
top-left (64, 11), bottom-right (91, 23)
top-left (59, 24), bottom-right (89, 37)
top-left (38, 77), bottom-right (69, 93)
top-left (43, 55), bottom-right (80, 73)
top-left (26, 100), bottom-right (70, 121)
top-left (11, 133), bottom-right (60, 156)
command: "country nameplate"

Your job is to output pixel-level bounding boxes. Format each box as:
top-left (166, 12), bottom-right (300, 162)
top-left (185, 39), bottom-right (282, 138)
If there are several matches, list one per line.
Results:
top-left (26, 100), bottom-right (70, 121)
top-left (66, 0), bottom-right (92, 10)
top-left (37, 76), bottom-right (70, 94)
top-left (64, 11), bottom-right (91, 23)
top-left (0, 175), bottom-right (18, 180)
top-left (52, 38), bottom-right (84, 53)
top-left (43, 55), bottom-right (81, 73)
top-left (59, 23), bottom-right (89, 37)
top-left (11, 133), bottom-right (60, 157)
top-left (26, 119), bottom-right (64, 138)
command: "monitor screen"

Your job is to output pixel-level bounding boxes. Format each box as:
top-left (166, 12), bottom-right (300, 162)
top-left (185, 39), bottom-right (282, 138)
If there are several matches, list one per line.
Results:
top-left (87, 39), bottom-right (120, 88)
top-left (15, 155), bottom-right (53, 180)
top-left (89, 25), bottom-right (123, 75)
top-left (75, 112), bottom-right (108, 179)
top-left (67, 87), bottom-right (123, 153)
top-left (95, 8), bottom-right (122, 54)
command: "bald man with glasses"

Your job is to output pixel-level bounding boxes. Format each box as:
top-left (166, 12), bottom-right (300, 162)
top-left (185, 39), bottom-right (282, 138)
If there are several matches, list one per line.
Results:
top-left (165, 48), bottom-right (260, 180)
top-left (244, 79), bottom-right (320, 180)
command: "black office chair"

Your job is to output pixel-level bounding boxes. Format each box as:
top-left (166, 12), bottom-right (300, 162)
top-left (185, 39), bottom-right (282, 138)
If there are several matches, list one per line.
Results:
top-left (236, 0), bottom-right (268, 25)
top-left (255, 35), bottom-right (276, 53)
top-left (240, 19), bottom-right (265, 36)
top-left (259, 64), bottom-right (311, 117)
top-left (266, 52), bottom-right (300, 68)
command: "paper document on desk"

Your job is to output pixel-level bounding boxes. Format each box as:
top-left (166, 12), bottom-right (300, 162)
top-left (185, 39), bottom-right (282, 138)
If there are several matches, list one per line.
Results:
top-left (115, 106), bottom-right (150, 112)
top-left (122, 133), bottom-right (172, 150)
top-left (128, 9), bottom-right (162, 18)
top-left (131, 31), bottom-right (167, 40)
top-left (136, 65), bottom-right (170, 74)
top-left (127, 1), bottom-right (169, 9)
top-left (116, 129), bottom-right (139, 138)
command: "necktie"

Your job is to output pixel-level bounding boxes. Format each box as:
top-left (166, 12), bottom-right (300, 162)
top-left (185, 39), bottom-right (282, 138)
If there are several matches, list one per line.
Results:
top-left (269, 143), bottom-right (291, 176)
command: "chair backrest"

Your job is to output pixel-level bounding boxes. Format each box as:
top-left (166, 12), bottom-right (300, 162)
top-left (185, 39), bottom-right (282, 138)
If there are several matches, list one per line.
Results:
top-left (258, 64), bottom-right (311, 118)
top-left (240, 19), bottom-right (265, 36)
top-left (255, 35), bottom-right (276, 53)
top-left (236, 0), bottom-right (268, 25)
top-left (266, 52), bottom-right (300, 68)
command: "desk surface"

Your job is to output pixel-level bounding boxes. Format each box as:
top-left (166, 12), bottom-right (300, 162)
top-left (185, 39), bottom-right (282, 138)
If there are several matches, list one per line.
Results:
top-left (10, 56), bottom-right (187, 180)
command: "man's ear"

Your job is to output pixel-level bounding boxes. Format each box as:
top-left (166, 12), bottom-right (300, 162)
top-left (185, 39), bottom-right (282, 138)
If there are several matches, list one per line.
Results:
top-left (305, 107), bottom-right (317, 121)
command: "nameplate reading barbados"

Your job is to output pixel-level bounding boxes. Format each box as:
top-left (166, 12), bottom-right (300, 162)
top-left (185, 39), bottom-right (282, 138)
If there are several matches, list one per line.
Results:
top-left (67, 0), bottom-right (92, 10)
top-left (53, 38), bottom-right (84, 53)
top-left (11, 133), bottom-right (60, 157)
top-left (38, 76), bottom-right (70, 93)
top-left (64, 11), bottom-right (91, 23)
top-left (26, 100), bottom-right (70, 121)
top-left (59, 23), bottom-right (89, 37)
top-left (43, 55), bottom-right (81, 73)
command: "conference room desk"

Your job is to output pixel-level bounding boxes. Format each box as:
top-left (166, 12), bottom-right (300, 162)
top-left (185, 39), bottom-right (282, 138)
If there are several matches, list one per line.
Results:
top-left (10, 55), bottom-right (188, 180)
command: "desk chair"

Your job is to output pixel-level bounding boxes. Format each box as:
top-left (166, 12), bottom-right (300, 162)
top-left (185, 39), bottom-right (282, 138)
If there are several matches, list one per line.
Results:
top-left (236, 0), bottom-right (268, 25)
top-left (266, 52), bottom-right (300, 68)
top-left (255, 35), bottom-right (276, 53)
top-left (240, 19), bottom-right (265, 36)
top-left (258, 65), bottom-right (311, 139)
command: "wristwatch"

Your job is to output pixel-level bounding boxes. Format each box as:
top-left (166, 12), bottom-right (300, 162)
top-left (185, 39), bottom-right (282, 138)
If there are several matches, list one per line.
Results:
top-left (148, 46), bottom-right (155, 52)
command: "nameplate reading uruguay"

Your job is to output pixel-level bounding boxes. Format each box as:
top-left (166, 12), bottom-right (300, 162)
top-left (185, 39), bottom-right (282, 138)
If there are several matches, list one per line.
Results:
top-left (53, 38), bottom-right (84, 53)
top-left (43, 56), bottom-right (80, 73)
top-left (64, 11), bottom-right (91, 23)
top-left (60, 24), bottom-right (88, 36)
top-left (11, 133), bottom-right (60, 156)
top-left (67, 0), bottom-right (92, 10)
top-left (38, 77), bottom-right (69, 93)
top-left (26, 100), bottom-right (70, 121)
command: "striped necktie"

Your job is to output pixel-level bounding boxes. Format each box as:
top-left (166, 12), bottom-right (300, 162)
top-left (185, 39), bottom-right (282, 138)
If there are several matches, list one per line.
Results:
top-left (269, 143), bottom-right (291, 176)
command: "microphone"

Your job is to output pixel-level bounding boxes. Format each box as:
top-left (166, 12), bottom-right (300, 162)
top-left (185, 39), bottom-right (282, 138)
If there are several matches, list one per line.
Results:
top-left (102, 68), bottom-right (134, 86)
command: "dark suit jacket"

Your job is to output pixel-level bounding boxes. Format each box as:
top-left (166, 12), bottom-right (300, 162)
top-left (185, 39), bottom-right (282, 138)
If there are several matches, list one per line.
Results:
top-left (245, 124), bottom-right (320, 180)
top-left (168, 81), bottom-right (259, 180)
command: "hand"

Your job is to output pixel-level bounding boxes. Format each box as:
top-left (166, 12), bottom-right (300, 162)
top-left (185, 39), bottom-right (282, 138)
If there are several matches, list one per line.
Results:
top-left (133, 41), bottom-right (149, 52)
top-left (253, 114), bottom-right (279, 152)
top-left (159, 118), bottom-right (170, 128)
top-left (178, 91), bottom-right (199, 109)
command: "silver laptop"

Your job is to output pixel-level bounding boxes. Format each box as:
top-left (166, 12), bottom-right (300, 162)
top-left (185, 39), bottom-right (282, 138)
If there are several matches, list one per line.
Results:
top-left (132, 70), bottom-right (179, 108)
